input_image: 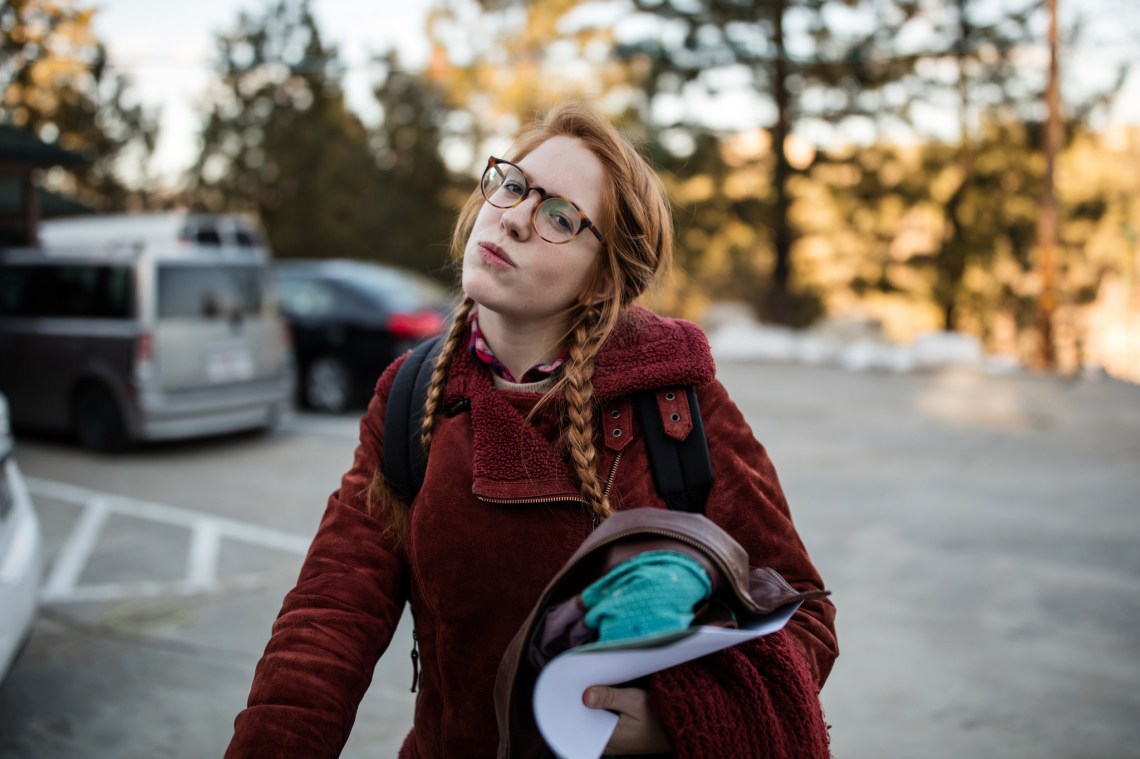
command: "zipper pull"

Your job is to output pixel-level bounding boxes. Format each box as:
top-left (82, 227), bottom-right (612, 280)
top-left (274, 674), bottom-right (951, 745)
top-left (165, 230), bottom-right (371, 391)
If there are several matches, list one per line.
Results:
top-left (410, 629), bottom-right (421, 693)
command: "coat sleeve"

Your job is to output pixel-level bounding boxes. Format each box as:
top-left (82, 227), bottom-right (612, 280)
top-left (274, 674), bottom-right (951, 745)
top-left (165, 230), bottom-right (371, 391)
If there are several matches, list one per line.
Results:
top-left (647, 630), bottom-right (831, 758)
top-left (226, 357), bottom-right (411, 759)
top-left (695, 378), bottom-right (838, 687)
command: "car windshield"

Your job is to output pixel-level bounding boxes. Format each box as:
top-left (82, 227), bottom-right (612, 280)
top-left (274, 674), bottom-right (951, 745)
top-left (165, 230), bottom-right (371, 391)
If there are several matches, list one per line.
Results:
top-left (158, 264), bottom-right (269, 319)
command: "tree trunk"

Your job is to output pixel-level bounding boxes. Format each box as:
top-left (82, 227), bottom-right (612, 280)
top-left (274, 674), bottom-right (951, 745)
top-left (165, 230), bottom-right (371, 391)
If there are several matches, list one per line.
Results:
top-left (770, 0), bottom-right (794, 324)
top-left (1036, 0), bottom-right (1061, 369)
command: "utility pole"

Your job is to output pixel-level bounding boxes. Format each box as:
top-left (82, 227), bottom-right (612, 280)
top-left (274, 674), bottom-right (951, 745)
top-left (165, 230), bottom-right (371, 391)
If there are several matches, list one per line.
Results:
top-left (1036, 0), bottom-right (1061, 369)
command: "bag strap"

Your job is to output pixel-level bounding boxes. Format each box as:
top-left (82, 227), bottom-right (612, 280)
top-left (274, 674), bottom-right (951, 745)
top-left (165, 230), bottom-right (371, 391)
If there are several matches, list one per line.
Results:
top-left (633, 386), bottom-right (714, 514)
top-left (384, 336), bottom-right (714, 514)
top-left (383, 334), bottom-right (443, 502)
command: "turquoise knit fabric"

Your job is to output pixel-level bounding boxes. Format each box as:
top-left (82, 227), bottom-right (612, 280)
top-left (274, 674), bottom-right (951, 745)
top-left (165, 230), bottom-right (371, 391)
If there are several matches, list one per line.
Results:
top-left (581, 550), bottom-right (712, 644)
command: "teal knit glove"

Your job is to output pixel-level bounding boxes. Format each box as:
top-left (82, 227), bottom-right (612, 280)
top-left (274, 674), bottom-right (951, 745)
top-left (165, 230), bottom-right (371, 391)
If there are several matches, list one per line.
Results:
top-left (581, 550), bottom-right (712, 644)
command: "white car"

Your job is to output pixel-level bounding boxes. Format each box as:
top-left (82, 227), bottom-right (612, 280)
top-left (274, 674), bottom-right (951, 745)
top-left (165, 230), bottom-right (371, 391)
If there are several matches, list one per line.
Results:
top-left (0, 392), bottom-right (43, 682)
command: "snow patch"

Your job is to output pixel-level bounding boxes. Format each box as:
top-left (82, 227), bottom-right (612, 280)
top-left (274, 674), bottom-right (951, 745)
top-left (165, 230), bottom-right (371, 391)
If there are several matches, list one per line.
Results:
top-left (705, 308), bottom-right (1020, 376)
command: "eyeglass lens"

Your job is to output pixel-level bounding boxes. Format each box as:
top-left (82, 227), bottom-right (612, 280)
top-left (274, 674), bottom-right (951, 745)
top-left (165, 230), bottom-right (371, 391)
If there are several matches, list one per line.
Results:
top-left (481, 162), bottom-right (583, 244)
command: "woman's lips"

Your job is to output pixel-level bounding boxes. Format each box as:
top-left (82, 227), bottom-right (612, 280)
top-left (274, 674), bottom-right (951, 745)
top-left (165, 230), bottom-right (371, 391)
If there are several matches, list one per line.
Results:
top-left (477, 242), bottom-right (516, 269)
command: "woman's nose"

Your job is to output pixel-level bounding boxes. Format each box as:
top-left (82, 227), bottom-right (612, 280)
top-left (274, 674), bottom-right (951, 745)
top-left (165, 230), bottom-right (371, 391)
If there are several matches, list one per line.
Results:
top-left (500, 195), bottom-right (537, 240)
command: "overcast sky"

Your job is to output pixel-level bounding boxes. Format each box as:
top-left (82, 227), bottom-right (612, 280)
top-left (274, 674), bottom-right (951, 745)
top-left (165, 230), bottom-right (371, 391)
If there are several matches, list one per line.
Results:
top-left (90, 0), bottom-right (1139, 186)
top-left (91, 0), bottom-right (433, 183)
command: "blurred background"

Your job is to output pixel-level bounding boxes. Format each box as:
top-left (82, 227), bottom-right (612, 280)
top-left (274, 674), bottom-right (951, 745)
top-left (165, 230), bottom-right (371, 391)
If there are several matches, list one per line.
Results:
top-left (3, 0), bottom-right (1139, 377)
top-left (2, 1), bottom-right (1139, 757)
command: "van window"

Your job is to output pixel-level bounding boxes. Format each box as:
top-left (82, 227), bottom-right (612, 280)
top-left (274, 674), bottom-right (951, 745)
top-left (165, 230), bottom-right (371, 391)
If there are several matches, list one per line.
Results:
top-left (0, 264), bottom-right (134, 318)
top-left (157, 264), bottom-right (267, 319)
top-left (196, 228), bottom-right (222, 246)
top-left (234, 229), bottom-right (261, 247)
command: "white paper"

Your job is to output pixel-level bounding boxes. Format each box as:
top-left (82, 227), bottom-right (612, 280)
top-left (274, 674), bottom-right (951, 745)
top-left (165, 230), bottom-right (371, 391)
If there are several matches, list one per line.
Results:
top-left (532, 601), bottom-right (802, 759)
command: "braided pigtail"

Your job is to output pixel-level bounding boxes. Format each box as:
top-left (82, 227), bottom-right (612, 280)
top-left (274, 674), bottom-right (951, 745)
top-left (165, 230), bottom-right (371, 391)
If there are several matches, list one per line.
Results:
top-left (366, 296), bottom-right (474, 545)
top-left (559, 296), bottom-right (623, 521)
top-left (421, 296), bottom-right (475, 454)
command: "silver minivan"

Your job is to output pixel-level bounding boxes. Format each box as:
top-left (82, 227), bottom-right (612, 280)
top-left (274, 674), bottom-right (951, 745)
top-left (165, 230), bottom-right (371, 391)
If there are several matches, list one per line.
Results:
top-left (0, 212), bottom-right (294, 451)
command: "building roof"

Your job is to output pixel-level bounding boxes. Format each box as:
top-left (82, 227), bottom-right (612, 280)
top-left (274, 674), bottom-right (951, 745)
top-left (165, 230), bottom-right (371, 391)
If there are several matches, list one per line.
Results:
top-left (0, 176), bottom-right (94, 218)
top-left (0, 124), bottom-right (85, 168)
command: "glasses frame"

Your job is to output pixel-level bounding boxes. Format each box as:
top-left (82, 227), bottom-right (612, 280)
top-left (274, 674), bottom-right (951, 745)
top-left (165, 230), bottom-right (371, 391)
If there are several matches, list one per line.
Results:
top-left (480, 156), bottom-right (606, 246)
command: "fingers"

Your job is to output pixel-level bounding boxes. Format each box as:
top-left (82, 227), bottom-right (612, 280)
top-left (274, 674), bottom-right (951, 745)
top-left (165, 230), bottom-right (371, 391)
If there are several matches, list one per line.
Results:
top-left (583, 685), bottom-right (643, 713)
top-left (583, 686), bottom-right (671, 754)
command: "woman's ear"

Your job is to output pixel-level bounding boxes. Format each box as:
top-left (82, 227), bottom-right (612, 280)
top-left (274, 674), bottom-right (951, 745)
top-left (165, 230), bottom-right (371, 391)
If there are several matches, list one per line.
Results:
top-left (584, 261), bottom-right (617, 306)
top-left (588, 285), bottom-right (612, 306)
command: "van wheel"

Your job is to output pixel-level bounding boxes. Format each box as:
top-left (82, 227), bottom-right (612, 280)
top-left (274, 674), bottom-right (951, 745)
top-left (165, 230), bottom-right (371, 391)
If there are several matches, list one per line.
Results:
top-left (304, 356), bottom-right (353, 413)
top-left (74, 385), bottom-right (128, 453)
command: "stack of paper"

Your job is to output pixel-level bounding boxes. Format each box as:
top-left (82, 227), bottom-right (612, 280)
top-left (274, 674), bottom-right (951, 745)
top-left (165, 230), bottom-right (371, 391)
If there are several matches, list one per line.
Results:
top-left (532, 600), bottom-right (802, 759)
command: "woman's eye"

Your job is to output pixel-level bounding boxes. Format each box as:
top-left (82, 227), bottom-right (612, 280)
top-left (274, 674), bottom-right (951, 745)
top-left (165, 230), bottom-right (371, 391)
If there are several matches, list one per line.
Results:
top-left (503, 180), bottom-right (525, 196)
top-left (550, 212), bottom-right (573, 231)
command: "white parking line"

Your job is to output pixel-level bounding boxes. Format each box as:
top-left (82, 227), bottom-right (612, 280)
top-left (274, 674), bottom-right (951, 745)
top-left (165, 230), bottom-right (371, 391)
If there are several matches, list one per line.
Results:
top-left (280, 413), bottom-right (361, 441)
top-left (27, 477), bottom-right (311, 604)
top-left (187, 521), bottom-right (221, 591)
top-left (41, 497), bottom-right (111, 601)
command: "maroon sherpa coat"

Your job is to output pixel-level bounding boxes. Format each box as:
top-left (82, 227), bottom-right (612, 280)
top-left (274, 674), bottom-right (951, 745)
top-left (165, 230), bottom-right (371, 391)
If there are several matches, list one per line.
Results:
top-left (226, 305), bottom-right (838, 758)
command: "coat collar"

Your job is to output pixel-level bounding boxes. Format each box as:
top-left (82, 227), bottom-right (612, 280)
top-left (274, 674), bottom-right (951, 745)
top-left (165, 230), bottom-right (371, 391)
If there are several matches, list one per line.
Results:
top-left (443, 305), bottom-right (716, 408)
top-left (437, 305), bottom-right (716, 504)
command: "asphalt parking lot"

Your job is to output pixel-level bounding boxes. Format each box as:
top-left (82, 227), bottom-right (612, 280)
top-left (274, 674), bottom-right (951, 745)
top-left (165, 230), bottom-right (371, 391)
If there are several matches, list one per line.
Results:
top-left (1, 358), bottom-right (1138, 758)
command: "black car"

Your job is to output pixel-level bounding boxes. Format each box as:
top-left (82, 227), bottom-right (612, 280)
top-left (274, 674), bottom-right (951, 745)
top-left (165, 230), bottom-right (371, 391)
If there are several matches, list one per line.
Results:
top-left (275, 260), bottom-right (452, 413)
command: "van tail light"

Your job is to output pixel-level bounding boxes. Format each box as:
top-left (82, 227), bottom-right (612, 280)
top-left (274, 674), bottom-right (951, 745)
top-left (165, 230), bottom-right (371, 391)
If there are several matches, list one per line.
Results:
top-left (389, 311), bottom-right (445, 341)
top-left (134, 331), bottom-right (155, 383)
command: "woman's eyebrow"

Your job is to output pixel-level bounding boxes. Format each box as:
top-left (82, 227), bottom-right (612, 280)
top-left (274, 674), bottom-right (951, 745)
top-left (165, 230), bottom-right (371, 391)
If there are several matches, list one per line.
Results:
top-left (517, 162), bottom-right (562, 196)
top-left (524, 174), bottom-right (565, 200)
top-left (520, 166), bottom-right (546, 192)
top-left (518, 161), bottom-right (591, 212)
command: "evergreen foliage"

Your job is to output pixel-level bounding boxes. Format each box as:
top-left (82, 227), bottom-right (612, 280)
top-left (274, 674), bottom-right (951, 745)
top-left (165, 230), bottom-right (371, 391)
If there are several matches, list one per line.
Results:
top-left (0, 0), bottom-right (159, 209)
top-left (186, 0), bottom-right (455, 276)
top-left (3, 0), bottom-right (1136, 377)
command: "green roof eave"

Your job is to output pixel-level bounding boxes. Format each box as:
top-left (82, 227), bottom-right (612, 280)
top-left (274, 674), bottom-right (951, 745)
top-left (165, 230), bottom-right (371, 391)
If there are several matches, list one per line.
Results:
top-left (0, 176), bottom-right (95, 217)
top-left (0, 124), bottom-right (86, 168)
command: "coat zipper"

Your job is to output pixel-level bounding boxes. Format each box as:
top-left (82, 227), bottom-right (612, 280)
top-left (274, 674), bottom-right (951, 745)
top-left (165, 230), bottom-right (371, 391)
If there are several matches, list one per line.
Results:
top-left (475, 452), bottom-right (623, 509)
top-left (476, 494), bottom-right (588, 506)
top-left (595, 453), bottom-right (623, 528)
top-left (410, 628), bottom-right (421, 693)
top-left (495, 451), bottom-right (624, 756)
top-left (408, 603), bottom-right (423, 693)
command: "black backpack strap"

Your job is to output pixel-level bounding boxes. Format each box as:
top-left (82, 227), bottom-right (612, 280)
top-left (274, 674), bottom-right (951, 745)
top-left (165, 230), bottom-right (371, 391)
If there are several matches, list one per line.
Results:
top-left (383, 335), bottom-right (444, 502)
top-left (634, 386), bottom-right (714, 513)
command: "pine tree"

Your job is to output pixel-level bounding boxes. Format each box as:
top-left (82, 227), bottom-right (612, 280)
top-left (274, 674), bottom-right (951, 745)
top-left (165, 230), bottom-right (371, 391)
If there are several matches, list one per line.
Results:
top-left (187, 0), bottom-right (380, 261)
top-left (0, 0), bottom-right (158, 209)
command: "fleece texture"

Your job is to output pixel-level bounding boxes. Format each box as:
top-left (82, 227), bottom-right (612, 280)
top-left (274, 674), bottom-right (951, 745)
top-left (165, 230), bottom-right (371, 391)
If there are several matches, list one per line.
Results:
top-left (648, 630), bottom-right (831, 758)
top-left (225, 305), bottom-right (837, 759)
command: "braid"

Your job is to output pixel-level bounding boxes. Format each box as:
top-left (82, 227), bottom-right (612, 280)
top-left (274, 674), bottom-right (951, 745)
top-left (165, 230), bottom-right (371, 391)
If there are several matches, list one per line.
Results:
top-left (560, 301), bottom-right (619, 521)
top-left (421, 296), bottom-right (475, 454)
top-left (366, 296), bottom-right (474, 546)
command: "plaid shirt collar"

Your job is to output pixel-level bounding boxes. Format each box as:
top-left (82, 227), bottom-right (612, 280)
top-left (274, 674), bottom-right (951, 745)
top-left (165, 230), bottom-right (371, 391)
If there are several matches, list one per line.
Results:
top-left (468, 309), bottom-right (567, 384)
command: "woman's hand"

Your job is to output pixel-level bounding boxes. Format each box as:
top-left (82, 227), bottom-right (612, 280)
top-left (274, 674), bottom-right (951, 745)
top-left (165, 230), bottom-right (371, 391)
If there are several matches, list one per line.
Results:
top-left (583, 685), bottom-right (671, 755)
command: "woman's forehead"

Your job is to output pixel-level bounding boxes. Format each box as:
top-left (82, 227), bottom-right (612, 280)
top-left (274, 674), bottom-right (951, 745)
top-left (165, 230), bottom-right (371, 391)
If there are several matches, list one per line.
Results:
top-left (517, 136), bottom-right (605, 207)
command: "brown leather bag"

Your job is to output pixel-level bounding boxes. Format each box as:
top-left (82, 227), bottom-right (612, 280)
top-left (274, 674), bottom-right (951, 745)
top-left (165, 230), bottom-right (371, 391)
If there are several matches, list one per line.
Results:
top-left (492, 508), bottom-right (830, 759)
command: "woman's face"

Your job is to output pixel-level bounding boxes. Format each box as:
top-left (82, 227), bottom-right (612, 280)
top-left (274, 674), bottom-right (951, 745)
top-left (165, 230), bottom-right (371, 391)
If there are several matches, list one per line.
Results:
top-left (461, 135), bottom-right (607, 328)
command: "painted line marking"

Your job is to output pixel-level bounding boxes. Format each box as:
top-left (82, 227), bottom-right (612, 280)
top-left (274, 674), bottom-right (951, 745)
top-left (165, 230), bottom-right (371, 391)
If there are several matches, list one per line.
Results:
top-left (41, 574), bottom-right (274, 604)
top-left (280, 413), bottom-right (361, 441)
top-left (187, 521), bottom-right (221, 591)
top-left (27, 477), bottom-right (311, 604)
top-left (27, 478), bottom-right (312, 552)
top-left (40, 497), bottom-right (111, 602)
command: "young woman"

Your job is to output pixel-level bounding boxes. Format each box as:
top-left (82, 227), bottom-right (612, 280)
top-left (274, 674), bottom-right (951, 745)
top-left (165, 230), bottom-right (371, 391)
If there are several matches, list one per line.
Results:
top-left (227, 102), bottom-right (837, 758)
